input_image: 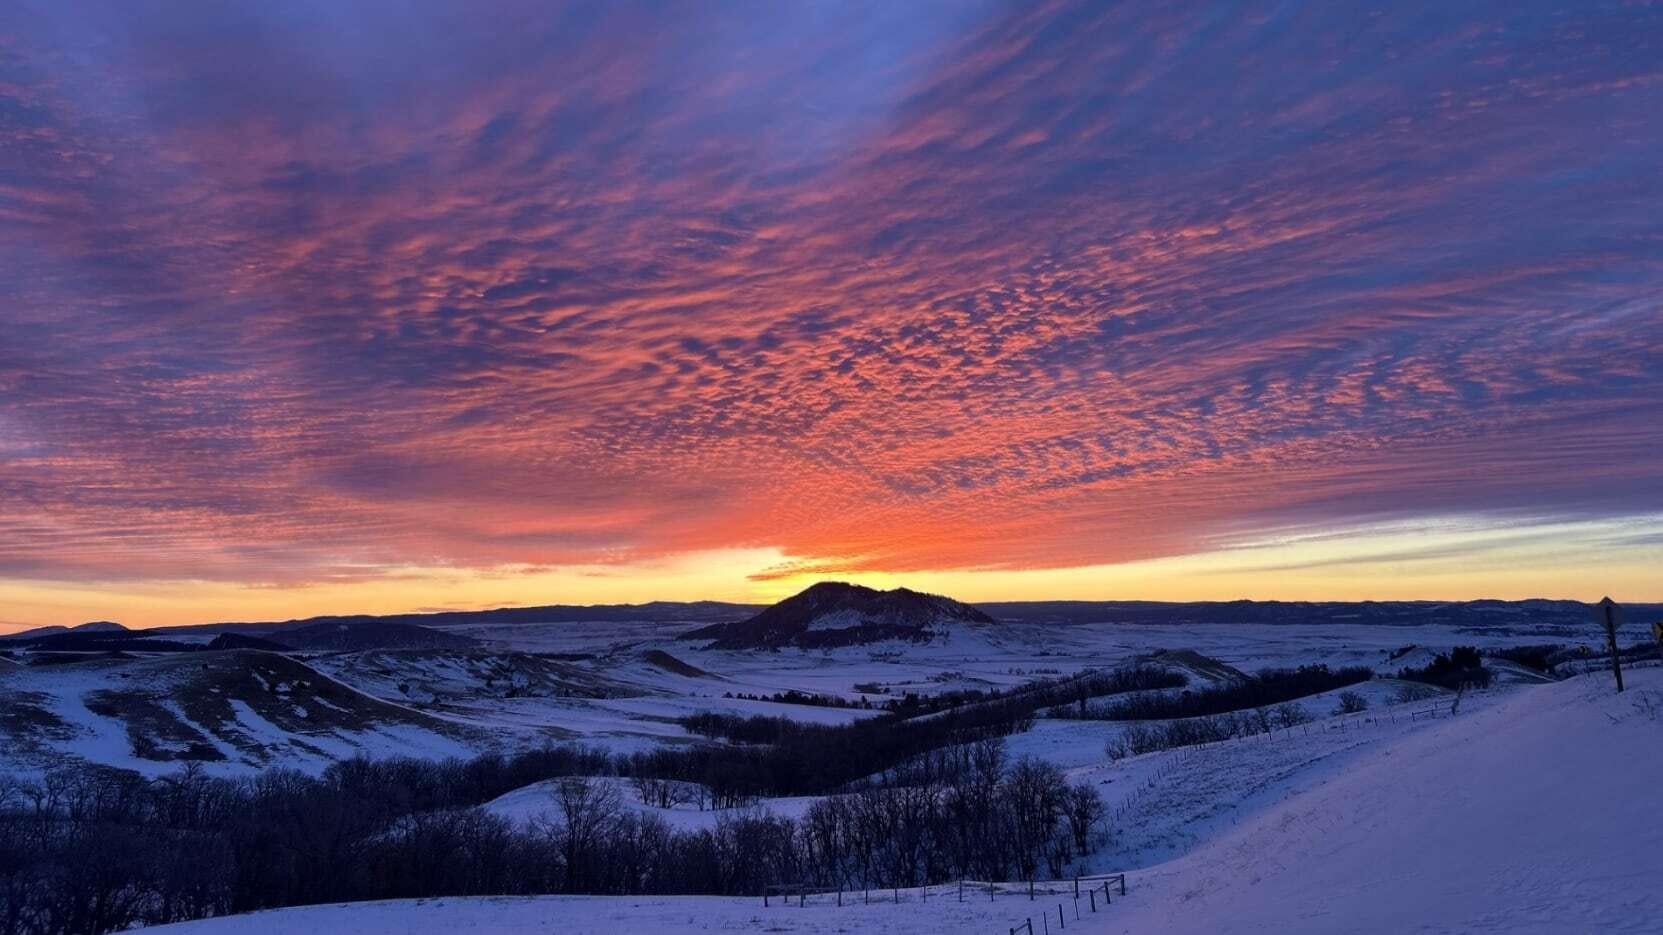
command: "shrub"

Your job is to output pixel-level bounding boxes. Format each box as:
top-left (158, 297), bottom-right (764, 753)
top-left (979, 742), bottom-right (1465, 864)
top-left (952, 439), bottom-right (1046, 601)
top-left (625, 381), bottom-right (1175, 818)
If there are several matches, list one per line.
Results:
top-left (1397, 646), bottom-right (1492, 690)
top-left (1333, 691), bottom-right (1368, 715)
top-left (1273, 702), bottom-right (1311, 729)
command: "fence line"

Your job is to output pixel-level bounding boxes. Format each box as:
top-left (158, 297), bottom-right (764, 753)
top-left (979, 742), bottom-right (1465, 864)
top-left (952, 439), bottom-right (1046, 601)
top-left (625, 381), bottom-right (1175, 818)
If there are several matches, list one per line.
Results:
top-left (762, 872), bottom-right (1125, 909)
top-left (1004, 875), bottom-right (1127, 935)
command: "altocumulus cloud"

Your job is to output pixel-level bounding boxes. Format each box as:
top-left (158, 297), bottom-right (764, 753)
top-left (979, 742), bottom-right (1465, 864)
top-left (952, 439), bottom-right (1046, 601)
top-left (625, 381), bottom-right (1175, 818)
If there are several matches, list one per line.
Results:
top-left (0, 0), bottom-right (1659, 587)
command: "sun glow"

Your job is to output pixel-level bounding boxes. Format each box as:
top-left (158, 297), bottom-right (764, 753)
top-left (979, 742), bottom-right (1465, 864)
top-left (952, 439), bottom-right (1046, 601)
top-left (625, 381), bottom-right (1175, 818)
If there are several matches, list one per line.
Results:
top-left (3, 514), bottom-right (1657, 632)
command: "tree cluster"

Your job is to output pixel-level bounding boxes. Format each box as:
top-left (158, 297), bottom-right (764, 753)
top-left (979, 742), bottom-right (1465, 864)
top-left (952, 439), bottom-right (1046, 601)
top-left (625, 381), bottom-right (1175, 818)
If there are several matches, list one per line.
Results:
top-left (0, 738), bottom-right (1102, 935)
top-left (1086, 665), bottom-right (1372, 721)
top-left (669, 669), bottom-right (1156, 798)
top-left (1483, 644), bottom-right (1562, 674)
top-left (1104, 701), bottom-right (1313, 759)
top-left (1396, 646), bottom-right (1492, 689)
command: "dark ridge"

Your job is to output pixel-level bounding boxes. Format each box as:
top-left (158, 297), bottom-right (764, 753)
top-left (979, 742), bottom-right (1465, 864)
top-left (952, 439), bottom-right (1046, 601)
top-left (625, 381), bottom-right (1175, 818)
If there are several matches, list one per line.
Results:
top-left (13, 598), bottom-right (1658, 646)
top-left (975, 599), bottom-right (1663, 630)
top-left (206, 632), bottom-right (293, 652)
top-left (277, 621), bottom-right (479, 652)
top-left (11, 632), bottom-right (202, 653)
top-left (641, 649), bottom-right (720, 679)
top-left (688, 581), bottom-right (995, 650)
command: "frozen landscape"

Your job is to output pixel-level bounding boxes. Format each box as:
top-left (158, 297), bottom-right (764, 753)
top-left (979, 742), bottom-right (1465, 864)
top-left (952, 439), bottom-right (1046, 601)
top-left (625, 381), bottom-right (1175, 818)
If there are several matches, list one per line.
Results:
top-left (4, 585), bottom-right (1660, 934)
top-left (6, 1), bottom-right (1662, 933)
top-left (133, 650), bottom-right (1663, 935)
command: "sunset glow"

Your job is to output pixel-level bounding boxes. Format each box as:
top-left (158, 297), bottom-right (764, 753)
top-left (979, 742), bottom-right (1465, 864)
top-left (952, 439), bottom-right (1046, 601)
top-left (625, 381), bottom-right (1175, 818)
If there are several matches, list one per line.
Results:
top-left (2, 1), bottom-right (1661, 630)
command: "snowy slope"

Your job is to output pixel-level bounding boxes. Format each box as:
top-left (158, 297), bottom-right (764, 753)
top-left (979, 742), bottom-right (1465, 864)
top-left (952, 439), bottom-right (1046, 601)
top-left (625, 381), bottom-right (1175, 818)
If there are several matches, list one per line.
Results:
top-left (0, 651), bottom-right (485, 777)
top-left (1097, 667), bottom-right (1663, 934)
top-left (139, 670), bottom-right (1662, 934)
top-left (482, 776), bottom-right (823, 832)
top-left (138, 892), bottom-right (1049, 935)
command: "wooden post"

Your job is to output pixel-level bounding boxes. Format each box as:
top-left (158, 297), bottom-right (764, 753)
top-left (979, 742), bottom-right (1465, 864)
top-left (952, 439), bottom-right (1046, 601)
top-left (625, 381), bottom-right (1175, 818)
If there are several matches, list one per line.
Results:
top-left (764, 888), bottom-right (769, 908)
top-left (1059, 903), bottom-right (1066, 929)
top-left (1104, 879), bottom-right (1112, 904)
top-left (1119, 875), bottom-right (1126, 896)
top-left (1029, 879), bottom-right (1035, 900)
top-left (1042, 913), bottom-right (1049, 935)
top-left (959, 880), bottom-right (964, 902)
top-left (1597, 596), bottom-right (1625, 693)
top-left (1089, 890), bottom-right (1096, 912)
top-left (1073, 877), bottom-right (1079, 898)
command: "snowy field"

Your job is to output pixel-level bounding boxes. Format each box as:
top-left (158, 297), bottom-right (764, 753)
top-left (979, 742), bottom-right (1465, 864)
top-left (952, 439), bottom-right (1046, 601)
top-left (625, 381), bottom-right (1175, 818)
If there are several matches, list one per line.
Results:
top-left (0, 611), bottom-right (1629, 775)
top-left (141, 667), bottom-right (1663, 934)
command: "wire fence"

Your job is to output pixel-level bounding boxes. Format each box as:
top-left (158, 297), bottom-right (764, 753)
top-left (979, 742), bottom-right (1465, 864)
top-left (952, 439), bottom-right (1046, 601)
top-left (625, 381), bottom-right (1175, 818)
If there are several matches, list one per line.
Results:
top-left (763, 872), bottom-right (1125, 908)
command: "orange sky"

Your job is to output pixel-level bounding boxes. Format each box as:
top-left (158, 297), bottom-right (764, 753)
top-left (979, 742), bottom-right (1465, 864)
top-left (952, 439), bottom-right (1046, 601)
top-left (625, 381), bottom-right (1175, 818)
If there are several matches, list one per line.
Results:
top-left (1, 2), bottom-right (1661, 630)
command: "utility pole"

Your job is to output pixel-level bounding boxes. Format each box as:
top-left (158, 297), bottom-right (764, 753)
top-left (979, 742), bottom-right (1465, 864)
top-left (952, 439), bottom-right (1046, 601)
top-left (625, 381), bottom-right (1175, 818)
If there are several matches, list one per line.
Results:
top-left (1594, 597), bottom-right (1624, 693)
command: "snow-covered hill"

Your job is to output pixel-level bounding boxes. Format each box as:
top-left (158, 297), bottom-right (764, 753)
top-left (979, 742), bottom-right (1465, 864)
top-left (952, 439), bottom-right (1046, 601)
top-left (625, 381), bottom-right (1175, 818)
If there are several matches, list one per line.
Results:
top-left (1102, 667), bottom-right (1663, 934)
top-left (685, 582), bottom-right (997, 649)
top-left (139, 669), bottom-right (1663, 934)
top-left (0, 650), bottom-right (484, 777)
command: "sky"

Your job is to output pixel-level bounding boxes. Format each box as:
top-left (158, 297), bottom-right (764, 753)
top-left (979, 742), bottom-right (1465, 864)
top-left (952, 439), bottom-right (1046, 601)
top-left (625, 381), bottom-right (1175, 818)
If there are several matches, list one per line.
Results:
top-left (1, 1), bottom-right (1661, 630)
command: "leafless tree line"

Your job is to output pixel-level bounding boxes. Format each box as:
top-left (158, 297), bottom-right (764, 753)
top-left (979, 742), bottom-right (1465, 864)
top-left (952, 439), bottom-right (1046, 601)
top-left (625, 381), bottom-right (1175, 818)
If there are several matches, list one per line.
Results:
top-left (0, 739), bottom-right (1102, 935)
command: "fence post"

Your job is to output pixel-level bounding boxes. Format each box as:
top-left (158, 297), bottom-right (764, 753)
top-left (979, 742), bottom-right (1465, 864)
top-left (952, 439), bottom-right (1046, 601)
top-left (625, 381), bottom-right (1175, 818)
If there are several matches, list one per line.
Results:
top-left (1104, 879), bottom-right (1111, 904)
top-left (1059, 903), bottom-right (1066, 929)
top-left (1029, 878), bottom-right (1035, 900)
top-left (959, 880), bottom-right (964, 902)
top-left (764, 887), bottom-right (769, 908)
top-left (1089, 890), bottom-right (1096, 912)
top-left (1073, 877), bottom-right (1079, 898)
top-left (1119, 875), bottom-right (1126, 896)
top-left (1043, 913), bottom-right (1049, 935)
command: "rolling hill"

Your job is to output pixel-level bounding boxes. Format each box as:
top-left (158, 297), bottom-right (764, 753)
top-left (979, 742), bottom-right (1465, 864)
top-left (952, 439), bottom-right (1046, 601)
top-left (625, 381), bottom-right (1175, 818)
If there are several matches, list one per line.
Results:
top-left (0, 650), bottom-right (485, 776)
top-left (683, 582), bottom-right (997, 649)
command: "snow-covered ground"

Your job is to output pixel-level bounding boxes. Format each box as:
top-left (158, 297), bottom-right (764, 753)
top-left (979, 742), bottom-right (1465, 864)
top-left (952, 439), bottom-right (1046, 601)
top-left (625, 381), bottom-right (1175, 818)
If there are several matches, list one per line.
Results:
top-left (483, 776), bottom-right (823, 832)
top-left (139, 668), bottom-right (1663, 934)
top-left (0, 651), bottom-right (483, 778)
top-left (5, 613), bottom-right (1598, 776)
top-left (1102, 666), bottom-right (1663, 934)
top-left (138, 892), bottom-right (1039, 935)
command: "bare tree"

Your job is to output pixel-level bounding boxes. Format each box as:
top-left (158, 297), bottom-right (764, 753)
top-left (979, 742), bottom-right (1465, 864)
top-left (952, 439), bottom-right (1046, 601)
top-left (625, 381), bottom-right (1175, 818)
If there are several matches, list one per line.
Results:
top-left (1063, 782), bottom-right (1104, 855)
top-left (1334, 691), bottom-right (1368, 715)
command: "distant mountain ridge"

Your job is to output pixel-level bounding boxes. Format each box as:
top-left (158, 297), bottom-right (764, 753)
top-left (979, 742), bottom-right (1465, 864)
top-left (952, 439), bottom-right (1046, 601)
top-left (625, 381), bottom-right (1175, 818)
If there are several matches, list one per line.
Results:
top-left (277, 620), bottom-right (478, 652)
top-left (151, 600), bottom-right (758, 636)
top-left (0, 620), bottom-right (129, 641)
top-left (683, 582), bottom-right (996, 649)
top-left (7, 596), bottom-right (1658, 646)
top-left (976, 598), bottom-right (1663, 630)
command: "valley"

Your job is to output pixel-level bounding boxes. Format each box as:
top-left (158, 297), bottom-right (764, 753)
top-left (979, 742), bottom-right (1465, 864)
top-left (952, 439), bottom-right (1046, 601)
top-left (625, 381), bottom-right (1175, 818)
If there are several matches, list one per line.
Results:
top-left (3, 584), bottom-right (1659, 934)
